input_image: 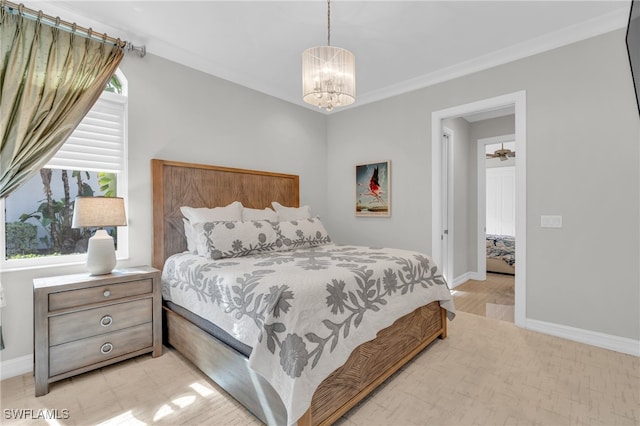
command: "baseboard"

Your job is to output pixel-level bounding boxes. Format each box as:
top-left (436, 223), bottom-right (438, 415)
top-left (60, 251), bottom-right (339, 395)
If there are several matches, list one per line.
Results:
top-left (451, 271), bottom-right (483, 288)
top-left (0, 354), bottom-right (33, 380)
top-left (526, 319), bottom-right (640, 357)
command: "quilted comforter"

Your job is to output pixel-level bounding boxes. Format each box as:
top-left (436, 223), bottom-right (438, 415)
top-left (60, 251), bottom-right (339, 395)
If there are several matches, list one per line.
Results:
top-left (162, 244), bottom-right (455, 425)
top-left (486, 234), bottom-right (516, 266)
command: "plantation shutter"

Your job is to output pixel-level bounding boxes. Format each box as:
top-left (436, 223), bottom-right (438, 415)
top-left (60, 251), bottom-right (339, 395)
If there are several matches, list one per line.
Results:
top-left (46, 91), bottom-right (126, 173)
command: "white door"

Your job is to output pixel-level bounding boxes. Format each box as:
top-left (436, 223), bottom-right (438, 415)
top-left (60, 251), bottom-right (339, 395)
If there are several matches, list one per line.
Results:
top-left (486, 166), bottom-right (516, 236)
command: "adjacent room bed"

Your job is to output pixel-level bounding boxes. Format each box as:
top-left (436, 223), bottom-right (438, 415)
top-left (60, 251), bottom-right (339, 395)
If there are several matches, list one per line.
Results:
top-left (486, 234), bottom-right (516, 275)
top-left (151, 159), bottom-right (455, 426)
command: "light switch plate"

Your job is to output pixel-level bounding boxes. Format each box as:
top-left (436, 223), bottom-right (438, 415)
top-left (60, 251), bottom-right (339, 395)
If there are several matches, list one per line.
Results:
top-left (541, 215), bottom-right (562, 228)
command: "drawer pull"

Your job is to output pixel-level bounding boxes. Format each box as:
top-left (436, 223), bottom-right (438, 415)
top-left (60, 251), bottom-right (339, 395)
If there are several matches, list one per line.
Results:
top-left (100, 342), bottom-right (113, 355)
top-left (99, 315), bottom-right (113, 327)
top-left (103, 290), bottom-right (111, 297)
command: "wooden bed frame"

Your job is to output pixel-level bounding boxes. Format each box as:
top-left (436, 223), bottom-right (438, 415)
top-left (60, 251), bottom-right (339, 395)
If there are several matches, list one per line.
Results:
top-left (151, 159), bottom-right (448, 425)
top-left (486, 258), bottom-right (516, 275)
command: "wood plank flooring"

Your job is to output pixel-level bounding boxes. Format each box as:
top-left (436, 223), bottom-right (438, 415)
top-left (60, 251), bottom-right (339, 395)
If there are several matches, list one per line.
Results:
top-left (452, 272), bottom-right (515, 322)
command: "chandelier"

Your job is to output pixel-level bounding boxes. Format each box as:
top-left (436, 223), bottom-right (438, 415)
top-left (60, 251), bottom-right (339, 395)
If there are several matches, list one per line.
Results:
top-left (302, 0), bottom-right (355, 112)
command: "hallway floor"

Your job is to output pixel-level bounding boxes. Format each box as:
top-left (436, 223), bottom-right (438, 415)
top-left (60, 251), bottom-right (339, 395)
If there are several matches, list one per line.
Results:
top-left (451, 272), bottom-right (515, 322)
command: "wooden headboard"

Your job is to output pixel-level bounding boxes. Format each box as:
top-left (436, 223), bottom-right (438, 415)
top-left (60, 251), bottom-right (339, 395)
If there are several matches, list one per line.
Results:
top-left (151, 159), bottom-right (300, 270)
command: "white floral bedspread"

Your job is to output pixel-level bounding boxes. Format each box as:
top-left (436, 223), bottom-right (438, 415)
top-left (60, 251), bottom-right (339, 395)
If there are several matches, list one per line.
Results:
top-left (162, 244), bottom-right (455, 425)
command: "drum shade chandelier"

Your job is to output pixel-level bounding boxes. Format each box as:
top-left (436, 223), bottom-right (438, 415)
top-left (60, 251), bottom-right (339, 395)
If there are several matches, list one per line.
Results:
top-left (302, 0), bottom-right (355, 112)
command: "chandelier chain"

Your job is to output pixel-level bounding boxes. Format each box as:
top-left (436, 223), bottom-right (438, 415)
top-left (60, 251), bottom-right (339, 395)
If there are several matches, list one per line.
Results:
top-left (327, 0), bottom-right (331, 46)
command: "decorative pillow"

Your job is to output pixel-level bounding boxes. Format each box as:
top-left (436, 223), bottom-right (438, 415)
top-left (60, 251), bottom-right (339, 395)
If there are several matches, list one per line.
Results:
top-left (193, 220), bottom-right (280, 260)
top-left (271, 201), bottom-right (311, 221)
top-left (242, 207), bottom-right (278, 222)
top-left (273, 217), bottom-right (332, 250)
top-left (180, 201), bottom-right (243, 223)
top-left (183, 218), bottom-right (197, 253)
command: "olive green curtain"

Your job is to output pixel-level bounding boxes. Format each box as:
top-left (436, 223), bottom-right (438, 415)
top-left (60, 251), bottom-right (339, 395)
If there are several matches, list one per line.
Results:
top-left (0, 6), bottom-right (124, 198)
top-left (0, 279), bottom-right (5, 350)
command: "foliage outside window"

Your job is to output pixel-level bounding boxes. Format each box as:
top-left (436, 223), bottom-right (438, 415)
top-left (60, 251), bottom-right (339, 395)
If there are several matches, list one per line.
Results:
top-left (4, 170), bottom-right (117, 259)
top-left (105, 75), bottom-right (123, 94)
top-left (1, 72), bottom-right (128, 268)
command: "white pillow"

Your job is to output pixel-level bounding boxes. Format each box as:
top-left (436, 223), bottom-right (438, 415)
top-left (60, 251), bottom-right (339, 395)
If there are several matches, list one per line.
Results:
top-left (273, 217), bottom-right (332, 250)
top-left (271, 201), bottom-right (311, 221)
top-left (180, 201), bottom-right (243, 223)
top-left (242, 207), bottom-right (278, 222)
top-left (183, 219), bottom-right (197, 253)
top-left (193, 220), bottom-right (280, 260)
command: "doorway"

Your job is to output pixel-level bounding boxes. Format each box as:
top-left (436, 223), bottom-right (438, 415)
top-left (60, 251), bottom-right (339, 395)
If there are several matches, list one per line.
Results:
top-left (477, 134), bottom-right (516, 281)
top-left (431, 91), bottom-right (527, 327)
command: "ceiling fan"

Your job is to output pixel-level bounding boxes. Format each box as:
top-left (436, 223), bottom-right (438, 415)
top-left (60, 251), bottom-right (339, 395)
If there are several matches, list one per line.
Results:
top-left (486, 144), bottom-right (515, 161)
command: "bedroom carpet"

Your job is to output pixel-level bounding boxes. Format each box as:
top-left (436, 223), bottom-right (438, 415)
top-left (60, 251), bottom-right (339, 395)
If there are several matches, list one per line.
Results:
top-left (452, 273), bottom-right (515, 322)
top-left (2, 311), bottom-right (638, 426)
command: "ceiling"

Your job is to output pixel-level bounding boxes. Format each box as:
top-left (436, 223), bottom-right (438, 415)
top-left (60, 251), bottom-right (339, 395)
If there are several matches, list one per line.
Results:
top-left (27, 1), bottom-right (631, 114)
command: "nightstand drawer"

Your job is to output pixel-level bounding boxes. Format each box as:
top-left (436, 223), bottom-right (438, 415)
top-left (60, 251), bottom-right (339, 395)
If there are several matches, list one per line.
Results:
top-left (49, 323), bottom-right (153, 377)
top-left (49, 298), bottom-right (152, 346)
top-left (48, 279), bottom-right (152, 311)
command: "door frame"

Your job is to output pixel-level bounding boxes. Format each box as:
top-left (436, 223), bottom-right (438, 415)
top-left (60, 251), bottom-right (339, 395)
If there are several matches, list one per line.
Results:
top-left (477, 133), bottom-right (515, 282)
top-left (441, 127), bottom-right (454, 284)
top-left (431, 91), bottom-right (527, 327)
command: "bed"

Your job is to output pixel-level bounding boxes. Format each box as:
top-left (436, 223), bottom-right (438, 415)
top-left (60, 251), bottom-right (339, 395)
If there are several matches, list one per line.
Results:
top-left (151, 159), bottom-right (455, 425)
top-left (486, 234), bottom-right (516, 275)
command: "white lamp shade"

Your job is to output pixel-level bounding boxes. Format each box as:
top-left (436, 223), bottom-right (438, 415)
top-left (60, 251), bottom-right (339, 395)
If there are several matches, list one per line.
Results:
top-left (302, 46), bottom-right (356, 111)
top-left (72, 197), bottom-right (127, 228)
top-left (72, 197), bottom-right (126, 275)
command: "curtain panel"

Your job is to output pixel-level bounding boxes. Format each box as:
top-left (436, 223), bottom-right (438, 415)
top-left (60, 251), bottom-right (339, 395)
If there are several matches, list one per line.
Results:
top-left (0, 6), bottom-right (124, 198)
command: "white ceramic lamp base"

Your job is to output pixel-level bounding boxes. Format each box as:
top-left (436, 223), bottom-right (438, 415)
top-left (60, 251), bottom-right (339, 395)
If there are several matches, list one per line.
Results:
top-left (87, 229), bottom-right (117, 275)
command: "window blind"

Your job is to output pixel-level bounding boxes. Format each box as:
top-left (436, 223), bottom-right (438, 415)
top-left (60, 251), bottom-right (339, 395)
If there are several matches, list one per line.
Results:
top-left (46, 92), bottom-right (126, 173)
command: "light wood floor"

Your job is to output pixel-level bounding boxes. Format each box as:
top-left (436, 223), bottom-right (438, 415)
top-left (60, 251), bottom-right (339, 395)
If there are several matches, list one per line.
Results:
top-left (2, 311), bottom-right (638, 426)
top-left (452, 272), bottom-right (515, 322)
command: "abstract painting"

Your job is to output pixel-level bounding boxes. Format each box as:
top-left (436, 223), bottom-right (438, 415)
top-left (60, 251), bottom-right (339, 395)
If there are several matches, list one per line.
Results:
top-left (356, 161), bottom-right (391, 217)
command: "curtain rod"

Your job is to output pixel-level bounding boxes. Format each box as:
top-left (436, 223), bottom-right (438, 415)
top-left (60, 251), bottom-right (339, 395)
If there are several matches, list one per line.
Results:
top-left (1, 0), bottom-right (146, 57)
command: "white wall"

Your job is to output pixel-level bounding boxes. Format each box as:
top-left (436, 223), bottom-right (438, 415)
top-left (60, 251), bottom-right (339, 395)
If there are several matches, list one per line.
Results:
top-left (326, 29), bottom-right (639, 342)
top-left (0, 53), bottom-right (327, 369)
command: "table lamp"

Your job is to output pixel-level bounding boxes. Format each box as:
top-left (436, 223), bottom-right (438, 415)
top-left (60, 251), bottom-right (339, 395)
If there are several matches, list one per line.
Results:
top-left (72, 196), bottom-right (127, 275)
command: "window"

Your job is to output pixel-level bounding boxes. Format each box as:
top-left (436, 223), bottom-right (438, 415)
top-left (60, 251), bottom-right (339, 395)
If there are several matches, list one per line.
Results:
top-left (1, 71), bottom-right (128, 270)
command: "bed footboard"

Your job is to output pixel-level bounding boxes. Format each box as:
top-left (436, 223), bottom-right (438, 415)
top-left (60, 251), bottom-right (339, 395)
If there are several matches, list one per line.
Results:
top-left (301, 301), bottom-right (446, 426)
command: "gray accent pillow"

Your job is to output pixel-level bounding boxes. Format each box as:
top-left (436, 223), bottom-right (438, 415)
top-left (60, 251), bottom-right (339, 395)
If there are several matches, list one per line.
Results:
top-left (273, 217), bottom-right (332, 250)
top-left (194, 220), bottom-right (280, 260)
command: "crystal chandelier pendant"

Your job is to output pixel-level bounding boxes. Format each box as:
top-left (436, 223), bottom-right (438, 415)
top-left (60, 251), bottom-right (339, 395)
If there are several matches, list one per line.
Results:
top-left (302, 1), bottom-right (355, 111)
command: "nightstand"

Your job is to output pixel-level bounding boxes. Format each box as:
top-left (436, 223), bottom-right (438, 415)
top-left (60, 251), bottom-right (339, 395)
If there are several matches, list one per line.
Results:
top-left (33, 266), bottom-right (162, 396)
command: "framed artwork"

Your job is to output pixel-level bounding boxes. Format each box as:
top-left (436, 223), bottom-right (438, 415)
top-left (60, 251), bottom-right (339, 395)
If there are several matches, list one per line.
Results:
top-left (356, 160), bottom-right (391, 217)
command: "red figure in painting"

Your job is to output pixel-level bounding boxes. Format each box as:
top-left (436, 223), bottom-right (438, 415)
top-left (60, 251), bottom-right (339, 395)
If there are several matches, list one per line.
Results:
top-left (366, 167), bottom-right (386, 205)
